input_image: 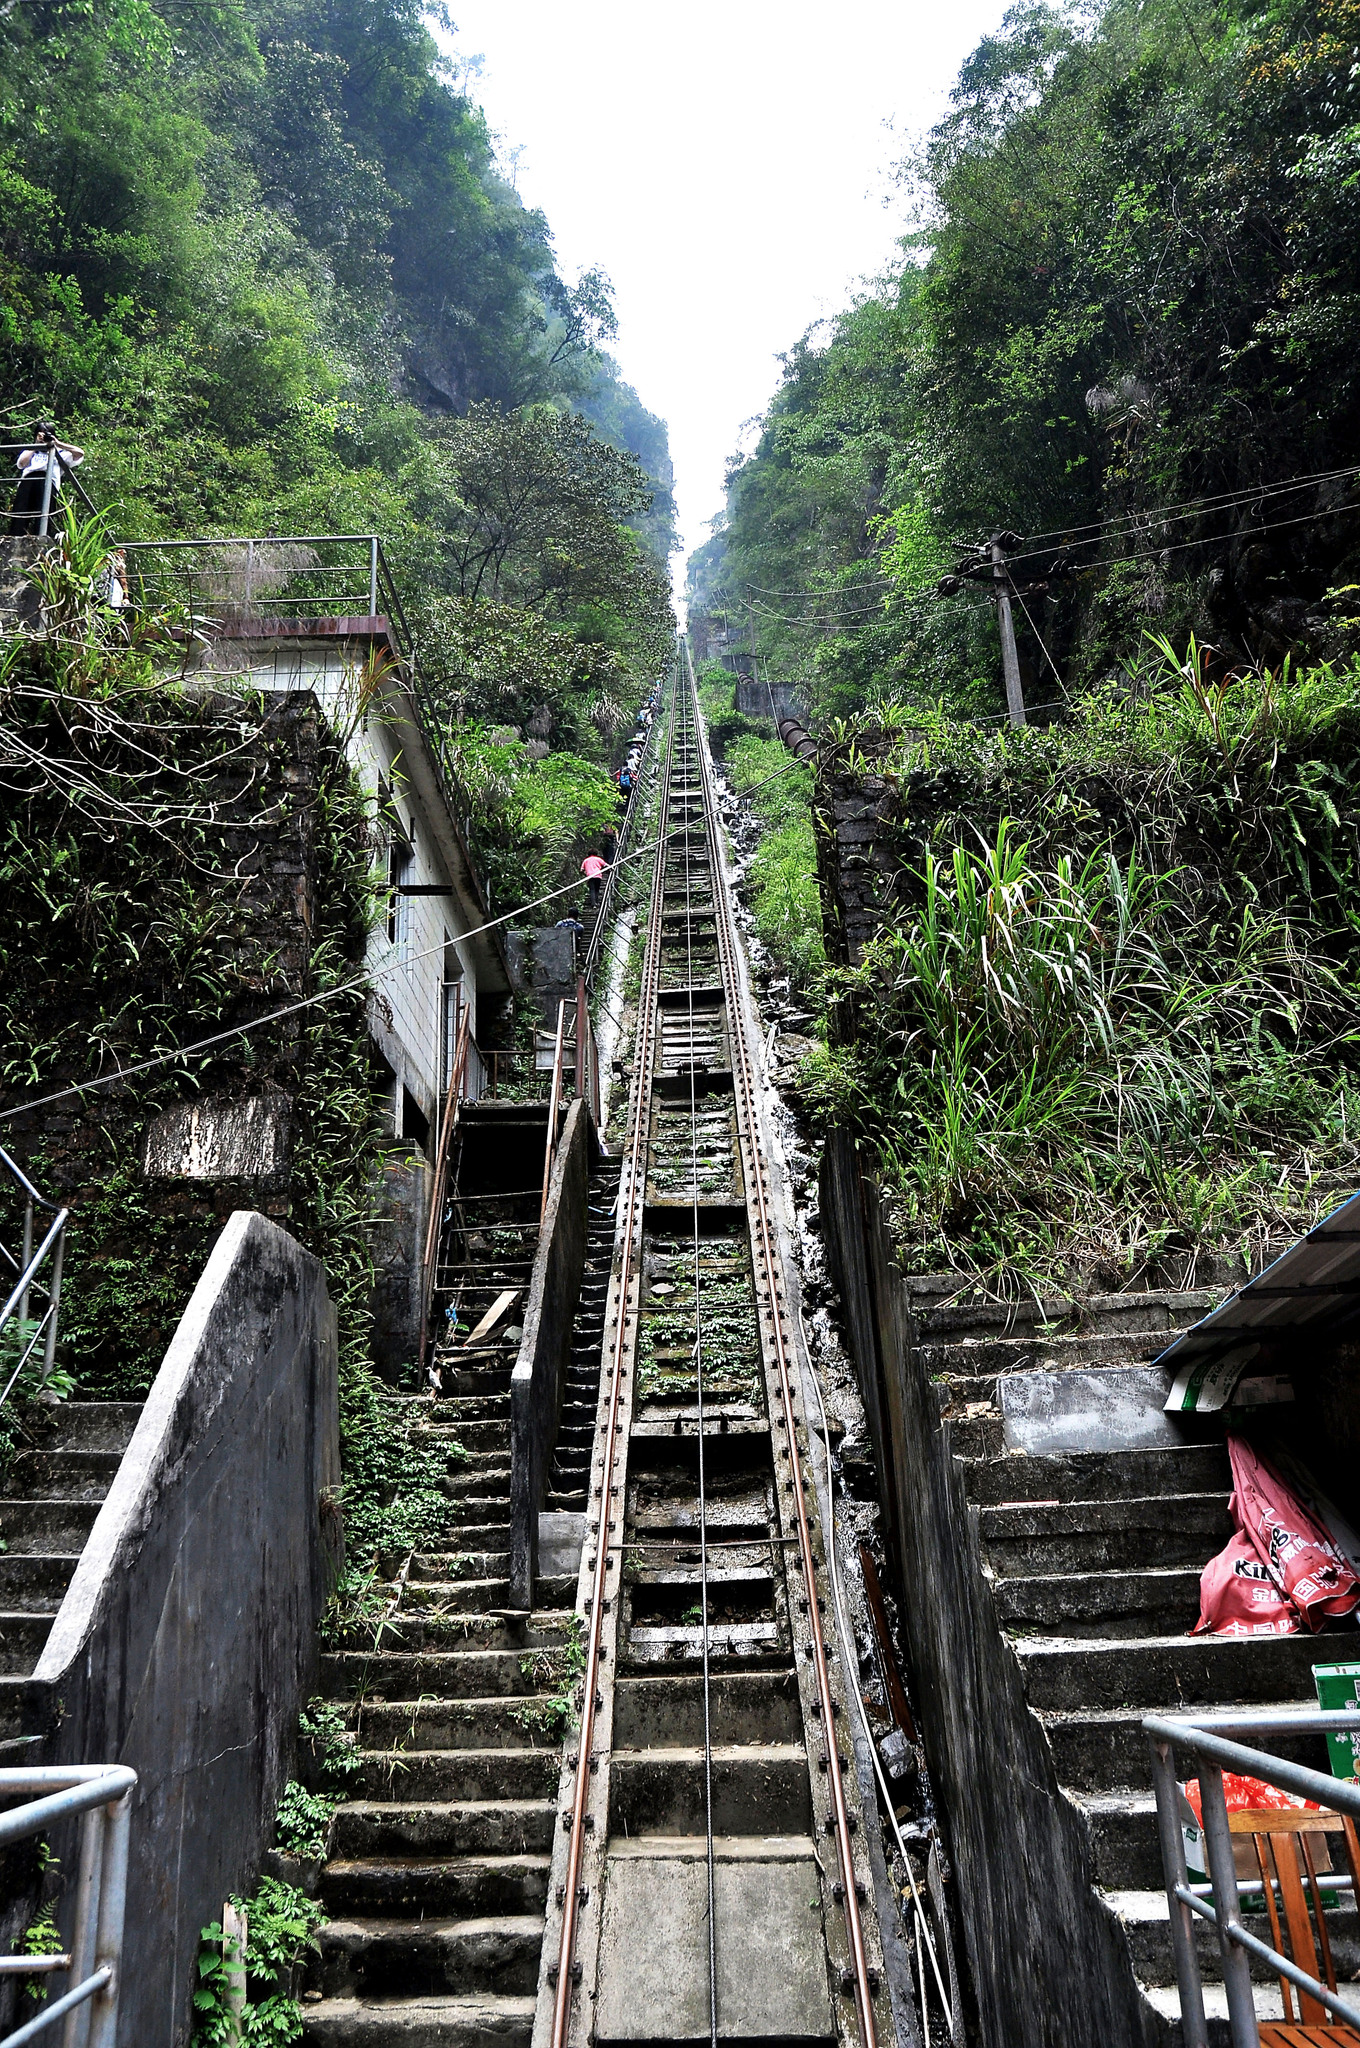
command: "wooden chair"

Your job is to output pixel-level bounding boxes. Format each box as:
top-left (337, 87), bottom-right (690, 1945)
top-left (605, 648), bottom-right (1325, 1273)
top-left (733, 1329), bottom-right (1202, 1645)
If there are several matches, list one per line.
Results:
top-left (1226, 1804), bottom-right (1360, 2044)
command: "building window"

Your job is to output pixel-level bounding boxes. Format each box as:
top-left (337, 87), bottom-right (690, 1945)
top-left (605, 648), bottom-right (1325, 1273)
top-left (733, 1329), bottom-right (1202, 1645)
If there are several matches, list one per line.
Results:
top-left (386, 818), bottom-right (413, 949)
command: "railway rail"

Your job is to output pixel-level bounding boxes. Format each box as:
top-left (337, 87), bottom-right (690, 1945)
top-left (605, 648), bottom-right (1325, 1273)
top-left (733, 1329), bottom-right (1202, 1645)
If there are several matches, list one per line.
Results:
top-left (532, 667), bottom-right (895, 2048)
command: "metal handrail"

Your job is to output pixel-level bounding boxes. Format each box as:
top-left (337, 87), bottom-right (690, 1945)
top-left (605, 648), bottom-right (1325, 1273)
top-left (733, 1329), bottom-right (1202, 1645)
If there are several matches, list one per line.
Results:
top-left (539, 1001), bottom-right (569, 1223)
top-left (0, 1764), bottom-right (136, 2048)
top-left (417, 1006), bottom-right (473, 1370)
top-left (0, 1149), bottom-right (66, 1405)
top-left (1144, 1707), bottom-right (1360, 2048)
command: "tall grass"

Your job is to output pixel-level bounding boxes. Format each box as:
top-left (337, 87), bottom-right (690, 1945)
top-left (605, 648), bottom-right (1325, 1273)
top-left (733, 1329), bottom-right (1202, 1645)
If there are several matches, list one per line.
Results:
top-left (725, 733), bottom-right (825, 987)
top-left (802, 648), bottom-right (1360, 1287)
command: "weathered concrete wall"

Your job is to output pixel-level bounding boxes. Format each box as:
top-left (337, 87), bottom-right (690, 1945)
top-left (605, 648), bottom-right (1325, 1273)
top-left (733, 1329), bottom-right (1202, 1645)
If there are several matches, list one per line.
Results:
top-left (370, 1148), bottom-right (430, 1378)
top-left (24, 1210), bottom-right (340, 2048)
top-left (506, 926), bottom-right (579, 1027)
top-left (818, 1131), bottom-right (1149, 2048)
top-left (509, 1099), bottom-right (593, 1607)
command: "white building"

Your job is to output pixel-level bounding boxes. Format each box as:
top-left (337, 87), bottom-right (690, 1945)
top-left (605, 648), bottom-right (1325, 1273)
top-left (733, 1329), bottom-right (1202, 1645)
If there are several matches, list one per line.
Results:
top-left (128, 535), bottom-right (512, 1152)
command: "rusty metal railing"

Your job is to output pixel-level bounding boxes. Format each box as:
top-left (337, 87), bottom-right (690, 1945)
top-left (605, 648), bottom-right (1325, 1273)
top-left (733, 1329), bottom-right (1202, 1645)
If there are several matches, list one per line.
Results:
top-left (0, 1149), bottom-right (67, 1408)
top-left (1145, 1706), bottom-right (1360, 2047)
top-left (417, 1007), bottom-right (472, 1370)
top-left (0, 1763), bottom-right (136, 2048)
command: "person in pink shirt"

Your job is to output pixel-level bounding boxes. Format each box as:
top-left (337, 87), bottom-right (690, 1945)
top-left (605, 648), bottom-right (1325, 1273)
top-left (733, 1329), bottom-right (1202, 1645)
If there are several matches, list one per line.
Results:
top-left (581, 849), bottom-right (608, 912)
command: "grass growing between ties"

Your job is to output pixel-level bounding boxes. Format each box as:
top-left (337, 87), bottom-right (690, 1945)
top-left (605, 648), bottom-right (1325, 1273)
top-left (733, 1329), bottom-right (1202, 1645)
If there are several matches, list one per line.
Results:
top-left (801, 644), bottom-right (1360, 1292)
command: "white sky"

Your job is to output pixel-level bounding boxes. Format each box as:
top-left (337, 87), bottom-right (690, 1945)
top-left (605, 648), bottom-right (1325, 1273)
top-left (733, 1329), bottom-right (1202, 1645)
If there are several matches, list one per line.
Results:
top-left (438, 1), bottom-right (1011, 581)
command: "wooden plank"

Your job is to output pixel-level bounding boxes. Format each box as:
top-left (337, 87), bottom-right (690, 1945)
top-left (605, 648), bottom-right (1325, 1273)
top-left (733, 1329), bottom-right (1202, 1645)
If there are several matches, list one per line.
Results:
top-left (1271, 1833), bottom-right (1327, 2026)
top-left (461, 1288), bottom-right (522, 1347)
top-left (1255, 1833), bottom-right (1294, 2022)
top-left (1229, 1809), bottom-right (1345, 1834)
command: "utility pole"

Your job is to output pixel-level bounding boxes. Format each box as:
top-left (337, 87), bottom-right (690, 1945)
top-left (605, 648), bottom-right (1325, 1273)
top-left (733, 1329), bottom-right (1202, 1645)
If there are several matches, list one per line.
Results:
top-left (990, 533), bottom-right (1027, 727)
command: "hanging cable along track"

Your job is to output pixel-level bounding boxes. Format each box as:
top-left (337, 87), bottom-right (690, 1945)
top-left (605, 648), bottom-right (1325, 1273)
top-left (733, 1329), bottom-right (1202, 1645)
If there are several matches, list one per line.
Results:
top-left (533, 668), bottom-right (892, 2048)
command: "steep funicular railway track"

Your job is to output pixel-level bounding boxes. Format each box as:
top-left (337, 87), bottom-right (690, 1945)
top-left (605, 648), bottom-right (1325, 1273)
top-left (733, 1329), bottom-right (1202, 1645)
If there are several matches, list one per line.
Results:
top-left (533, 673), bottom-right (892, 2048)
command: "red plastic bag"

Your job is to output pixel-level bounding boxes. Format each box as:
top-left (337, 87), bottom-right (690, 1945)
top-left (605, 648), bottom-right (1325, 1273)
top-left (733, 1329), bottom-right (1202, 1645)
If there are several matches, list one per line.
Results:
top-left (1229, 1436), bottom-right (1360, 1628)
top-left (1182, 1772), bottom-right (1323, 1825)
top-left (1193, 1528), bottom-right (1301, 1635)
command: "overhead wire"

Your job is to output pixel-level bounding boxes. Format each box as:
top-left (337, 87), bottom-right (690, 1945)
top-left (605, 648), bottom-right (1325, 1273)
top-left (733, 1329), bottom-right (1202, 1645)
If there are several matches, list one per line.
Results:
top-left (0, 749), bottom-right (813, 1126)
top-left (735, 460), bottom-right (1360, 615)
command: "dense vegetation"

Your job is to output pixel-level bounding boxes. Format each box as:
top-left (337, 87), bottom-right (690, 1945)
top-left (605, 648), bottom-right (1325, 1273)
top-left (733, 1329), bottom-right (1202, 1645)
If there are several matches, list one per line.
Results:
top-left (0, 0), bottom-right (675, 900)
top-left (0, 560), bottom-right (455, 1560)
top-left (800, 646), bottom-right (1360, 1286)
top-left (691, 0), bottom-right (1360, 719)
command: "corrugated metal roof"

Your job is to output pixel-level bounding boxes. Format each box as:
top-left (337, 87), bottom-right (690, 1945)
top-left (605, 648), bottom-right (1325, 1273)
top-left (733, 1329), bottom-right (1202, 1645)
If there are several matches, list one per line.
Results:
top-left (1154, 1188), bottom-right (1360, 1371)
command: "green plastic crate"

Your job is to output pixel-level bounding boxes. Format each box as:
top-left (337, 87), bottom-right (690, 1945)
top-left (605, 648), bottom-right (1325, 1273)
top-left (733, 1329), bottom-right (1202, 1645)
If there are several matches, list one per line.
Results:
top-left (1313, 1662), bottom-right (1360, 1780)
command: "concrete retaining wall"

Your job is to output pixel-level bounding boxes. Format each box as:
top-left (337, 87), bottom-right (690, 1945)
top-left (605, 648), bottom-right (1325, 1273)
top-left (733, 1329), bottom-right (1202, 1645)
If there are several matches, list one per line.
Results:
top-left (509, 1100), bottom-right (593, 1607)
top-left (818, 1131), bottom-right (1150, 2048)
top-left (26, 1209), bottom-right (340, 2048)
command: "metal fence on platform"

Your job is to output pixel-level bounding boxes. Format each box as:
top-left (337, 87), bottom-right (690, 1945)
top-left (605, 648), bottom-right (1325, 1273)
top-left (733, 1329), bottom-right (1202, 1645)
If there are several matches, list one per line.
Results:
top-left (1144, 1705), bottom-right (1360, 2047)
top-left (0, 1764), bottom-right (136, 2048)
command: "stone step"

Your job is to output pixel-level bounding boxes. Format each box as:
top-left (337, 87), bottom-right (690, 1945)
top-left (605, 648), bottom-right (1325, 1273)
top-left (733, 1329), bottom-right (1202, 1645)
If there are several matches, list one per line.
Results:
top-left (913, 1288), bottom-right (1218, 1341)
top-left (610, 1744), bottom-right (811, 1835)
top-left (435, 1397), bottom-right (510, 1425)
top-left (335, 1614), bottom-right (568, 1656)
top-left (447, 1421), bottom-right (511, 1453)
top-left (422, 1524), bottom-right (512, 1553)
top-left (1078, 1791), bottom-right (1169, 1889)
top-left (6, 1451), bottom-right (121, 1503)
top-left (401, 1579), bottom-right (512, 1614)
top-left (944, 1413), bottom-right (1004, 1459)
top-left (1015, 1629), bottom-right (1358, 1714)
top-left (1038, 1700), bottom-right (1330, 1792)
top-left (408, 1553), bottom-right (511, 1584)
top-left (1141, 1976), bottom-right (1297, 2038)
top-left (1108, 1886), bottom-right (1360, 1989)
top-left (321, 1650), bottom-right (571, 1700)
top-left (995, 1566), bottom-right (1203, 1640)
top-left (979, 1494), bottom-right (1230, 1577)
top-left (315, 1916), bottom-right (542, 2001)
top-left (443, 1465), bottom-right (511, 1499)
top-left (330, 1799), bottom-right (555, 1860)
top-left (439, 1501), bottom-right (514, 1531)
top-left (0, 1501), bottom-right (100, 1552)
top-left (321, 1853), bottom-right (550, 1920)
top-left (301, 1990), bottom-right (535, 2048)
top-left (355, 1700), bottom-right (567, 1751)
top-left (0, 1611), bottom-right (51, 1674)
top-left (924, 1329), bottom-right (1181, 1378)
top-left (28, 1401), bottom-right (141, 1454)
top-left (0, 1554), bottom-right (77, 1611)
top-left (963, 1444), bottom-right (1230, 1507)
top-left (353, 1750), bottom-right (560, 1804)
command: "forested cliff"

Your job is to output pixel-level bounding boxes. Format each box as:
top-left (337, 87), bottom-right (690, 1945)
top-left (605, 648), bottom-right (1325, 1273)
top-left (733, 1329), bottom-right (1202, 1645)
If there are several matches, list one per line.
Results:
top-left (0, 0), bottom-right (675, 898)
top-left (693, 0), bottom-right (1360, 716)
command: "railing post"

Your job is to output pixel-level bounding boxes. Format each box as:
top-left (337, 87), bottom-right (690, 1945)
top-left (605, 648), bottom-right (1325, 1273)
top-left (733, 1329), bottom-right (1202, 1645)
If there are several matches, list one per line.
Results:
top-left (369, 536), bottom-right (379, 617)
top-left (243, 538), bottom-right (255, 612)
top-left (1198, 1760), bottom-right (1261, 2048)
top-left (1148, 1734), bottom-right (1209, 2048)
top-left (42, 1226), bottom-right (64, 1386)
top-left (575, 976), bottom-right (586, 1100)
top-left (540, 1001), bottom-right (567, 1223)
top-left (87, 1789), bottom-right (132, 2048)
top-left (19, 1195), bottom-right (32, 1328)
top-left (62, 1804), bottom-right (105, 2048)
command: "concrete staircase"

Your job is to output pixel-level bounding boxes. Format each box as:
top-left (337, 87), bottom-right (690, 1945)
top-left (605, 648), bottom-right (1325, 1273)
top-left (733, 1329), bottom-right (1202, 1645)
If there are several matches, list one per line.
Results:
top-left (0, 1400), bottom-right (142, 1716)
top-left (302, 1364), bottom-right (588, 2041)
top-left (914, 1277), bottom-right (1356, 2043)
